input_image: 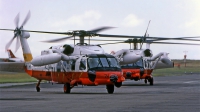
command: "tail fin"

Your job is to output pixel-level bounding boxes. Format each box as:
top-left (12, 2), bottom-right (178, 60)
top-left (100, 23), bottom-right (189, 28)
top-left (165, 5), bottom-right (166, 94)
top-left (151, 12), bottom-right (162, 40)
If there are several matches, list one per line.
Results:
top-left (7, 49), bottom-right (16, 58)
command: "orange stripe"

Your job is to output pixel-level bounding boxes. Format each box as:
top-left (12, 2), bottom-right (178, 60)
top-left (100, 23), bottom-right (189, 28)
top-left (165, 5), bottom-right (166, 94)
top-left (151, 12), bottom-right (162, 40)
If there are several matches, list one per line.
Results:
top-left (23, 53), bottom-right (33, 62)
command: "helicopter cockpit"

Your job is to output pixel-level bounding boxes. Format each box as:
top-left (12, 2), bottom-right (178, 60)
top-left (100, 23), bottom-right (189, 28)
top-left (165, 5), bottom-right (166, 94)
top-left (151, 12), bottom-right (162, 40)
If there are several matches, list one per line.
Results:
top-left (121, 58), bottom-right (144, 69)
top-left (87, 54), bottom-right (121, 71)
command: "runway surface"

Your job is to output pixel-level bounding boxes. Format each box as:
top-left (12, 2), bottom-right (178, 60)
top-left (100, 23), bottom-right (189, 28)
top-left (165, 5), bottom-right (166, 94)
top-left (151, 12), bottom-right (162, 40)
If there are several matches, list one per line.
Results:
top-left (0, 74), bottom-right (200, 112)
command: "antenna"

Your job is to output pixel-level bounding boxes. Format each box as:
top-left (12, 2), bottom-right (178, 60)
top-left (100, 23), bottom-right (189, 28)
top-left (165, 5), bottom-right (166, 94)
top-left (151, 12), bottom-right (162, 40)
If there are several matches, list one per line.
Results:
top-left (140, 20), bottom-right (151, 49)
top-left (183, 51), bottom-right (188, 67)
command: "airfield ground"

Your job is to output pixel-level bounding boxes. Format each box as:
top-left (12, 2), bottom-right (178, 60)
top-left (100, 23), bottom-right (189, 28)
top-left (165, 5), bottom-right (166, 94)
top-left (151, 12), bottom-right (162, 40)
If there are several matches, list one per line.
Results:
top-left (0, 60), bottom-right (199, 112)
top-left (0, 74), bottom-right (199, 112)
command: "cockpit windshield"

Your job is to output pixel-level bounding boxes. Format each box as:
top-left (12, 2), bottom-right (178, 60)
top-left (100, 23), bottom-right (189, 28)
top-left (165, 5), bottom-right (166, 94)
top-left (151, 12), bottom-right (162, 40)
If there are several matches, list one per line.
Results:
top-left (88, 57), bottom-right (120, 71)
top-left (121, 59), bottom-right (143, 69)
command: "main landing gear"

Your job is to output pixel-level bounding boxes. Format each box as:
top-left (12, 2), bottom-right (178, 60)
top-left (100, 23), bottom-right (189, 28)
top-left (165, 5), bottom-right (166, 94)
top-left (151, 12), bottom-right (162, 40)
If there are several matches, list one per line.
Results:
top-left (144, 77), bottom-right (154, 85)
top-left (36, 80), bottom-right (41, 92)
top-left (144, 79), bottom-right (148, 84)
top-left (63, 83), bottom-right (71, 93)
top-left (149, 77), bottom-right (154, 85)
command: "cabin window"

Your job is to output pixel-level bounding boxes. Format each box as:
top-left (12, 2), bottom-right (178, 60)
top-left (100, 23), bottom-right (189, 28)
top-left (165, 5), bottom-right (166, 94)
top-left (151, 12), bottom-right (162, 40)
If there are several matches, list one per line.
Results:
top-left (79, 59), bottom-right (86, 70)
top-left (143, 59), bottom-right (151, 69)
top-left (57, 61), bottom-right (62, 72)
top-left (71, 60), bottom-right (76, 70)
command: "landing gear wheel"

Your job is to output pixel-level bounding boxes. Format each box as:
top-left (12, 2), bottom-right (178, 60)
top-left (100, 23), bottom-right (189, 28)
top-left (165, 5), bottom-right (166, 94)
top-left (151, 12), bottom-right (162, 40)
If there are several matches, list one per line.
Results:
top-left (106, 85), bottom-right (114, 94)
top-left (36, 86), bottom-right (40, 92)
top-left (64, 83), bottom-right (71, 93)
top-left (149, 77), bottom-right (154, 85)
top-left (144, 79), bottom-right (147, 84)
top-left (36, 80), bottom-right (41, 92)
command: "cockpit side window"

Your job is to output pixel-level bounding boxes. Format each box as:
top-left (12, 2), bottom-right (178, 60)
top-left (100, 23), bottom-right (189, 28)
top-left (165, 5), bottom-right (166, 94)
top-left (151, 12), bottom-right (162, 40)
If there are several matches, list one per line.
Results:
top-left (121, 59), bottom-right (143, 68)
top-left (133, 59), bottom-right (143, 67)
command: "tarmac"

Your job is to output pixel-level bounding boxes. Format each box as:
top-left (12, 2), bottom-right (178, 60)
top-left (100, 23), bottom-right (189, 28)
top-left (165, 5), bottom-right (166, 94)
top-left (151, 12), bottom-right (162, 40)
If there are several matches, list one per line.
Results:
top-left (0, 74), bottom-right (200, 112)
top-left (0, 82), bottom-right (36, 88)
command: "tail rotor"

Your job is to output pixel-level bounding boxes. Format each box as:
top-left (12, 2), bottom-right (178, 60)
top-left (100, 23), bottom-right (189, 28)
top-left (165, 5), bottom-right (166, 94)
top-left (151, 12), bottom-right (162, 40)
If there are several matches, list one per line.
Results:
top-left (5, 11), bottom-right (31, 52)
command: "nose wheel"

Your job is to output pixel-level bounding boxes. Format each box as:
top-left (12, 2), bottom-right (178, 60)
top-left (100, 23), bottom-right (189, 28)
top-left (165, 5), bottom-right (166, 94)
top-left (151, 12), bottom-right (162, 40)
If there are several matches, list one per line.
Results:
top-left (144, 79), bottom-right (147, 84)
top-left (106, 84), bottom-right (114, 94)
top-left (148, 77), bottom-right (154, 85)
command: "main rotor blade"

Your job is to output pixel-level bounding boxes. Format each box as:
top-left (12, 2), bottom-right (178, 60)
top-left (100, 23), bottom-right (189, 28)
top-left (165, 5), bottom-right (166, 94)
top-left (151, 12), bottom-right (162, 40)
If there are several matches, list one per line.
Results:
top-left (99, 34), bottom-right (139, 38)
top-left (99, 34), bottom-right (200, 41)
top-left (22, 30), bottom-right (70, 35)
top-left (98, 42), bottom-right (125, 45)
top-left (146, 37), bottom-right (200, 42)
top-left (15, 36), bottom-right (21, 52)
top-left (67, 38), bottom-right (200, 44)
top-left (97, 39), bottom-right (200, 45)
top-left (24, 27), bottom-right (114, 35)
top-left (14, 13), bottom-right (20, 28)
top-left (21, 11), bottom-right (31, 27)
top-left (0, 29), bottom-right (15, 31)
top-left (5, 36), bottom-right (15, 51)
top-left (70, 39), bottom-right (126, 41)
top-left (89, 26), bottom-right (115, 33)
top-left (176, 36), bottom-right (200, 39)
top-left (145, 41), bottom-right (200, 45)
top-left (41, 36), bottom-right (74, 43)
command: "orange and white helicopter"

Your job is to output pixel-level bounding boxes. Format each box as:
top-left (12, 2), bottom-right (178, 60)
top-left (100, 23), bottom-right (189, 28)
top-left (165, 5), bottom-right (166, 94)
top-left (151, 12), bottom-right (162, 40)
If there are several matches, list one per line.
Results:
top-left (0, 12), bottom-right (126, 94)
top-left (108, 40), bottom-right (174, 85)
top-left (97, 21), bottom-right (200, 85)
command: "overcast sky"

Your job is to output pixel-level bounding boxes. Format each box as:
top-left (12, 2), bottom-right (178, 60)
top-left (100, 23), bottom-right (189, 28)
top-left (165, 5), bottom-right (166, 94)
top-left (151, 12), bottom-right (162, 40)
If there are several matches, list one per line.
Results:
top-left (0, 0), bottom-right (200, 60)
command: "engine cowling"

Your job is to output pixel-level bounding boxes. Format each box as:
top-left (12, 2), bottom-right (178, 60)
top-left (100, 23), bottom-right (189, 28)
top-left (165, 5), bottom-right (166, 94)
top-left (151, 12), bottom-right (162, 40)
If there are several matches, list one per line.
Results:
top-left (22, 31), bottom-right (30, 39)
top-left (31, 53), bottom-right (61, 66)
top-left (143, 49), bottom-right (153, 57)
top-left (120, 53), bottom-right (142, 65)
top-left (63, 44), bottom-right (74, 55)
top-left (114, 49), bottom-right (142, 65)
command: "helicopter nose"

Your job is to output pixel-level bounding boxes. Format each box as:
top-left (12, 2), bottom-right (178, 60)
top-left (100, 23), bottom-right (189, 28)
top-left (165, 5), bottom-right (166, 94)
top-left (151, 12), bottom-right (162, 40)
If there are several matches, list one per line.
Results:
top-left (110, 75), bottom-right (118, 83)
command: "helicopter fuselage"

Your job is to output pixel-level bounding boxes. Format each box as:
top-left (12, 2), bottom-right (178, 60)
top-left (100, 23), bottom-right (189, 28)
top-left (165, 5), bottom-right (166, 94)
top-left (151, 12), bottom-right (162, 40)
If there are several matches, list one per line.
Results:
top-left (26, 53), bottom-right (125, 86)
top-left (121, 58), bottom-right (153, 81)
top-left (113, 48), bottom-right (173, 85)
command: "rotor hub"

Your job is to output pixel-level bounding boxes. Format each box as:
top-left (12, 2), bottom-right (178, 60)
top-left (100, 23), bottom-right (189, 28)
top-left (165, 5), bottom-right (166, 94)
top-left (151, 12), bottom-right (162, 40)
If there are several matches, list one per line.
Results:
top-left (14, 27), bottom-right (22, 36)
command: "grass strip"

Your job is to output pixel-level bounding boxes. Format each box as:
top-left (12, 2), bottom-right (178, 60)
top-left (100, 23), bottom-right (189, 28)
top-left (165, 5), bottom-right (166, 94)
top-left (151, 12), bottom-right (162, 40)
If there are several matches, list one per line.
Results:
top-left (0, 72), bottom-right (37, 83)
